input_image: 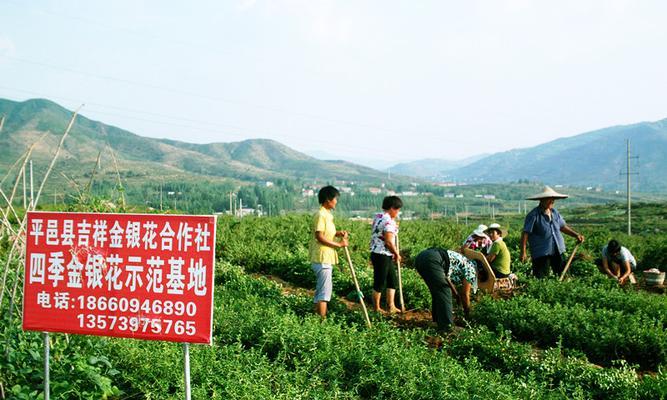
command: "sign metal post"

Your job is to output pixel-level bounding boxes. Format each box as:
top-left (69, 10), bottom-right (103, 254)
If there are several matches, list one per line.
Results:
top-left (183, 343), bottom-right (191, 400)
top-left (44, 332), bottom-right (49, 400)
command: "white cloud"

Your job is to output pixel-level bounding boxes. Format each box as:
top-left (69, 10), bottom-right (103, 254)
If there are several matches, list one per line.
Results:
top-left (237, 0), bottom-right (258, 11)
top-left (0, 36), bottom-right (16, 56)
top-left (263, 0), bottom-right (361, 46)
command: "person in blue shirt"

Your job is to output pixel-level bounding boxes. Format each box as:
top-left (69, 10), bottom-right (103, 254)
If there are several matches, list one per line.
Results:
top-left (520, 186), bottom-right (584, 279)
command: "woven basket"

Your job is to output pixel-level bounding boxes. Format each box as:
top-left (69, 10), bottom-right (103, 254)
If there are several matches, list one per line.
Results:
top-left (643, 271), bottom-right (666, 286)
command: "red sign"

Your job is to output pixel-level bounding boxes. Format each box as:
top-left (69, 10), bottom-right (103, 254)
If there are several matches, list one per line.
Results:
top-left (22, 211), bottom-right (217, 344)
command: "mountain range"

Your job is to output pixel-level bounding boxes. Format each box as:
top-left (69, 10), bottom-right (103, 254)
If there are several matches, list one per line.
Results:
top-left (1, 97), bottom-right (666, 193)
top-left (389, 154), bottom-right (488, 178)
top-left (385, 119), bottom-right (667, 193)
top-left (0, 98), bottom-right (388, 185)
top-left (445, 119), bottom-right (667, 192)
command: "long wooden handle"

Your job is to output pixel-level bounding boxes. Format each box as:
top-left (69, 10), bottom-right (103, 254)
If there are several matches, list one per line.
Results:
top-left (395, 235), bottom-right (406, 313)
top-left (344, 247), bottom-right (372, 328)
top-left (559, 243), bottom-right (580, 282)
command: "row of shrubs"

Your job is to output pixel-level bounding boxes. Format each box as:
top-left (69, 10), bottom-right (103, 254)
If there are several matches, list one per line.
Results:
top-left (103, 263), bottom-right (548, 399)
top-left (444, 326), bottom-right (667, 400)
top-left (521, 277), bottom-right (667, 326)
top-left (105, 262), bottom-right (667, 399)
top-left (4, 261), bottom-right (666, 398)
top-left (472, 295), bottom-right (667, 370)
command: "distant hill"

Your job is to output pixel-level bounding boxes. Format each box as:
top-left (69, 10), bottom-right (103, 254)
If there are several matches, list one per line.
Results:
top-left (445, 119), bottom-right (667, 193)
top-left (0, 98), bottom-right (388, 184)
top-left (389, 154), bottom-right (489, 178)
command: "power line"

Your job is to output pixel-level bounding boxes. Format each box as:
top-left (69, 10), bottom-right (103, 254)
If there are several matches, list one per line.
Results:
top-left (4, 0), bottom-right (279, 65)
top-left (0, 54), bottom-right (459, 143)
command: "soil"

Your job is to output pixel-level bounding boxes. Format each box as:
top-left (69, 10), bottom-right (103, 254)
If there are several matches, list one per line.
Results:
top-left (250, 272), bottom-right (478, 335)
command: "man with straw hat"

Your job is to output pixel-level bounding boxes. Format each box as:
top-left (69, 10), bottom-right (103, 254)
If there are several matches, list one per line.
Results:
top-left (520, 186), bottom-right (584, 279)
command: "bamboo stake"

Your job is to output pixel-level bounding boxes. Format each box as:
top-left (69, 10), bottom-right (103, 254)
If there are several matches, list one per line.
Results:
top-left (0, 188), bottom-right (22, 229)
top-left (7, 251), bottom-right (25, 321)
top-left (0, 151), bottom-right (23, 188)
top-left (84, 151), bottom-right (102, 194)
top-left (108, 145), bottom-right (126, 209)
top-left (395, 235), bottom-right (405, 313)
top-left (22, 164), bottom-right (27, 210)
top-left (0, 220), bottom-right (23, 308)
top-left (0, 205), bottom-right (13, 234)
top-left (1, 157), bottom-right (22, 202)
top-left (29, 160), bottom-right (33, 209)
top-left (2, 107), bottom-right (78, 315)
top-left (0, 139), bottom-right (42, 244)
top-left (559, 243), bottom-right (580, 282)
top-left (0, 134), bottom-right (46, 188)
top-left (343, 247), bottom-right (372, 328)
top-left (60, 172), bottom-right (83, 195)
top-left (33, 105), bottom-right (82, 209)
top-left (3, 135), bottom-right (45, 210)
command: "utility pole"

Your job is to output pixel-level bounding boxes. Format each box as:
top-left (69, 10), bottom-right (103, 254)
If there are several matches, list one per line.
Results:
top-left (621, 139), bottom-right (639, 236)
top-left (627, 139), bottom-right (631, 235)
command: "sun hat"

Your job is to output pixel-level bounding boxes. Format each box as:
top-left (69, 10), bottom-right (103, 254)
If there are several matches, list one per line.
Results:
top-left (472, 224), bottom-right (489, 238)
top-left (484, 223), bottom-right (508, 237)
top-left (526, 186), bottom-right (569, 200)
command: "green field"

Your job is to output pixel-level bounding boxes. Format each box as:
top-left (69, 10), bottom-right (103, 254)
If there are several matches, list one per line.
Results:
top-left (1, 203), bottom-right (666, 399)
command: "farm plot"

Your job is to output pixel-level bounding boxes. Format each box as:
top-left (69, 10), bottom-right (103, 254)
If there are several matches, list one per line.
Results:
top-left (2, 214), bottom-right (667, 398)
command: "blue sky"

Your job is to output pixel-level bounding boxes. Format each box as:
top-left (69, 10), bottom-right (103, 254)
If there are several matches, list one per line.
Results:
top-left (1, 0), bottom-right (666, 168)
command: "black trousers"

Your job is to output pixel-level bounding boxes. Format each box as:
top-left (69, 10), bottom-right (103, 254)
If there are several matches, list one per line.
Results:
top-left (415, 248), bottom-right (452, 331)
top-left (370, 252), bottom-right (398, 292)
top-left (532, 253), bottom-right (564, 279)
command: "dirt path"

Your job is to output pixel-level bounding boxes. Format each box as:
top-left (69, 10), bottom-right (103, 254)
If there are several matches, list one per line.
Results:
top-left (250, 272), bottom-right (439, 329)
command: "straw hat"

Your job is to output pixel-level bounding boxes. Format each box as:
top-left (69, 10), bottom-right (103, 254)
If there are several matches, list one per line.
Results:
top-left (484, 223), bottom-right (508, 237)
top-left (526, 186), bottom-right (569, 200)
top-left (472, 224), bottom-right (489, 238)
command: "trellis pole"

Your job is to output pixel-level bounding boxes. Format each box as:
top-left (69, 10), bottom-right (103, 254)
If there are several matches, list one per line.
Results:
top-left (343, 247), bottom-right (372, 328)
top-left (395, 235), bottom-right (405, 313)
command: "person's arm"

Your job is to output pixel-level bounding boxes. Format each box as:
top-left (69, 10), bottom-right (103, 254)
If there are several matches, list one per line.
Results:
top-left (485, 252), bottom-right (497, 264)
top-left (460, 279), bottom-right (471, 317)
top-left (618, 260), bottom-right (632, 284)
top-left (315, 231), bottom-right (348, 248)
top-left (520, 232), bottom-right (529, 262)
top-left (335, 230), bottom-right (348, 237)
top-left (561, 225), bottom-right (584, 243)
top-left (600, 257), bottom-right (617, 280)
top-left (384, 232), bottom-right (401, 263)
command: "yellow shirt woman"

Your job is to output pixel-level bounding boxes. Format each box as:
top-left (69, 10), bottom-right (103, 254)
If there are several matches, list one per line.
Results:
top-left (309, 206), bottom-right (339, 265)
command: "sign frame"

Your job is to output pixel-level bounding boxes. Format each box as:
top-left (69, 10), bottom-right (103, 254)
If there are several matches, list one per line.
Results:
top-left (22, 211), bottom-right (217, 344)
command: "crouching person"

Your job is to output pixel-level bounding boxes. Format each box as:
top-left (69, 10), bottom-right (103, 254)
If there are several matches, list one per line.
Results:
top-left (596, 239), bottom-right (637, 285)
top-left (415, 248), bottom-right (477, 333)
